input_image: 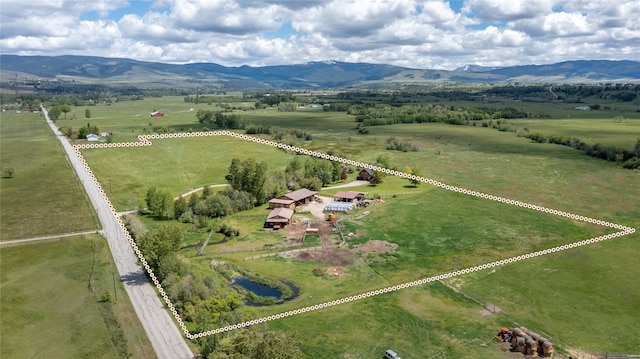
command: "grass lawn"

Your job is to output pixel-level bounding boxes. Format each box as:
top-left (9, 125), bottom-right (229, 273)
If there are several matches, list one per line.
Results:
top-left (0, 112), bottom-right (99, 240)
top-left (0, 234), bottom-right (156, 358)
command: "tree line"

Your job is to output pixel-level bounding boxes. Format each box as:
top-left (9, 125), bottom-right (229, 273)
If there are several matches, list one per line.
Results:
top-left (126, 219), bottom-right (300, 358)
top-left (524, 133), bottom-right (640, 169)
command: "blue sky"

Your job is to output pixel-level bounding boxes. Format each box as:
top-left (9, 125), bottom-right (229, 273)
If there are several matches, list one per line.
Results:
top-left (1, 0), bottom-right (639, 69)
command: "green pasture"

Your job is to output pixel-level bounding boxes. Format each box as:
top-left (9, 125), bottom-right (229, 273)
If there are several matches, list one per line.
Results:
top-left (0, 235), bottom-right (156, 358)
top-left (268, 282), bottom-right (513, 359)
top-left (361, 123), bottom-right (639, 225)
top-left (56, 96), bottom-right (232, 142)
top-left (68, 95), bottom-right (639, 357)
top-left (81, 136), bottom-right (295, 211)
top-left (207, 187), bottom-right (610, 318)
top-left (0, 112), bottom-right (98, 240)
top-left (454, 232), bottom-right (640, 354)
top-left (510, 118), bottom-right (640, 149)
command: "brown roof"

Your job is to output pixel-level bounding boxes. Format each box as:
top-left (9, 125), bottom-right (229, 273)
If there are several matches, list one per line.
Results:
top-left (267, 208), bottom-right (294, 221)
top-left (279, 188), bottom-right (317, 202)
top-left (268, 198), bottom-right (294, 205)
top-left (334, 191), bottom-right (368, 199)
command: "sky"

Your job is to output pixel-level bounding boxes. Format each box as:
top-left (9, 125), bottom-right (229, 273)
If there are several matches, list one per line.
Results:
top-left (1, 0), bottom-right (638, 70)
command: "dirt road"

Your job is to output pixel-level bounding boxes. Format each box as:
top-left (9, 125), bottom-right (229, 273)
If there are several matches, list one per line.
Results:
top-left (324, 180), bottom-right (370, 189)
top-left (42, 106), bottom-right (194, 359)
top-left (0, 230), bottom-right (98, 247)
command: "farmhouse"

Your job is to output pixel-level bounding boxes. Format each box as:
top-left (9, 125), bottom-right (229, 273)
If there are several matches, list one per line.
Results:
top-left (86, 133), bottom-right (99, 141)
top-left (150, 111), bottom-right (165, 117)
top-left (334, 191), bottom-right (367, 202)
top-left (268, 188), bottom-right (317, 209)
top-left (574, 106), bottom-right (591, 111)
top-left (357, 168), bottom-right (375, 181)
top-left (264, 207), bottom-right (294, 229)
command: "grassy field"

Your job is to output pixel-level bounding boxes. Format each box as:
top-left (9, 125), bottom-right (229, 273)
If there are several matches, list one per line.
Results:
top-left (0, 235), bottom-right (156, 358)
top-left (81, 136), bottom-right (296, 211)
top-left (59, 96), bottom-right (640, 357)
top-left (0, 111), bottom-right (99, 240)
top-left (451, 232), bottom-right (640, 354)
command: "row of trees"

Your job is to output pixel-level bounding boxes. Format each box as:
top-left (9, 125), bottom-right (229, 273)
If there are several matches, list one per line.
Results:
top-left (128, 223), bottom-right (273, 358)
top-left (196, 109), bottom-right (243, 129)
top-left (524, 133), bottom-right (640, 169)
top-left (351, 103), bottom-right (531, 127)
top-left (58, 122), bottom-right (101, 139)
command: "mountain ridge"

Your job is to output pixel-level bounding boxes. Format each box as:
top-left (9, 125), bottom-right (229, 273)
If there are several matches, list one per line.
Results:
top-left (1, 55), bottom-right (638, 88)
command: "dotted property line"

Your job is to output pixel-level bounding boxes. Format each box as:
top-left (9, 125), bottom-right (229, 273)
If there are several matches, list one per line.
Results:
top-left (73, 131), bottom-right (636, 340)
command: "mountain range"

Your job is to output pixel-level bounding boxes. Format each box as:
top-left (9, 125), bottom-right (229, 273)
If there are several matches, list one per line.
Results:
top-left (1, 55), bottom-right (638, 89)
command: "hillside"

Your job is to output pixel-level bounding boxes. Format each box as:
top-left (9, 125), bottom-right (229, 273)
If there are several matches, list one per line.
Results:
top-left (1, 55), bottom-right (638, 89)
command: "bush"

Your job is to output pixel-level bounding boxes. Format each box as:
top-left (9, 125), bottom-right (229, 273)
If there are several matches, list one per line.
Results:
top-left (623, 158), bottom-right (639, 169)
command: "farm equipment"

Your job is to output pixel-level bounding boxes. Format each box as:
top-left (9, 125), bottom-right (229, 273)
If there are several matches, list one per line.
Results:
top-left (494, 327), bottom-right (512, 342)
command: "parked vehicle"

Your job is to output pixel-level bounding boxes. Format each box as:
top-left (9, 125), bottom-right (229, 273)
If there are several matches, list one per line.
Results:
top-left (384, 349), bottom-right (401, 359)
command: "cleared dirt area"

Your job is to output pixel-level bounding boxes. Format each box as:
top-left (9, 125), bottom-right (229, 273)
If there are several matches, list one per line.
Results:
top-left (351, 239), bottom-right (398, 255)
top-left (280, 239), bottom-right (398, 267)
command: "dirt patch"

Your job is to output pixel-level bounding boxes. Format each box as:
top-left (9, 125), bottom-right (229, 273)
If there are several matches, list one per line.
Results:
top-left (280, 240), bottom-right (398, 267)
top-left (281, 247), bottom-right (358, 266)
top-left (280, 222), bottom-right (306, 242)
top-left (298, 196), bottom-right (332, 220)
top-left (350, 240), bottom-right (398, 255)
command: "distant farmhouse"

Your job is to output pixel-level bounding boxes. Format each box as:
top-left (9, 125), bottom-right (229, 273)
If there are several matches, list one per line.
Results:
top-left (268, 188), bottom-right (317, 209)
top-left (86, 133), bottom-right (99, 141)
top-left (357, 168), bottom-right (375, 181)
top-left (150, 111), bottom-right (165, 117)
top-left (574, 106), bottom-right (591, 111)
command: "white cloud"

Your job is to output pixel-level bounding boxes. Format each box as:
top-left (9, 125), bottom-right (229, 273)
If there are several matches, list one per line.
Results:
top-left (165, 0), bottom-right (283, 34)
top-left (0, 0), bottom-right (638, 69)
top-left (291, 0), bottom-right (414, 38)
top-left (118, 13), bottom-right (194, 44)
top-left (463, 0), bottom-right (555, 21)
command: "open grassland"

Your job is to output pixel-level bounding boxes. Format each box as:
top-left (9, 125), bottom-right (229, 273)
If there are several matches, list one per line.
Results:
top-left (81, 136), bottom-right (296, 211)
top-left (205, 187), bottom-right (611, 318)
top-left (451, 232), bottom-right (640, 354)
top-left (56, 96), bottom-right (228, 142)
top-left (268, 282), bottom-right (516, 359)
top-left (72, 96), bottom-right (639, 357)
top-left (0, 112), bottom-right (98, 240)
top-left (0, 235), bottom-right (156, 359)
top-left (509, 118), bottom-right (640, 149)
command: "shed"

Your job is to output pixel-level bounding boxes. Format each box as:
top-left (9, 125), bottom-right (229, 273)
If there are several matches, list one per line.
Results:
top-left (267, 198), bottom-right (295, 209)
top-left (86, 133), bottom-right (99, 141)
top-left (334, 191), bottom-right (367, 202)
top-left (150, 111), bottom-right (165, 117)
top-left (268, 188), bottom-right (317, 209)
top-left (357, 168), bottom-right (374, 181)
top-left (264, 207), bottom-right (294, 229)
top-left (324, 201), bottom-right (355, 213)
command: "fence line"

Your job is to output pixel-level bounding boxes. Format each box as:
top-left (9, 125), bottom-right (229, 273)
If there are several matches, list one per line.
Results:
top-left (213, 242), bottom-right (306, 255)
top-left (244, 245), bottom-right (324, 261)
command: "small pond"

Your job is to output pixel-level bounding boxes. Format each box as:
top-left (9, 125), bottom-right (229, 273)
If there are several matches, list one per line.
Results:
top-left (233, 277), bottom-right (283, 298)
